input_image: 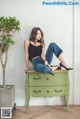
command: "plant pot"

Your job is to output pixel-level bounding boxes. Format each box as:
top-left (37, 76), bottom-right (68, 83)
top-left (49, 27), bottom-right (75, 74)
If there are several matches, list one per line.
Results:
top-left (0, 85), bottom-right (16, 109)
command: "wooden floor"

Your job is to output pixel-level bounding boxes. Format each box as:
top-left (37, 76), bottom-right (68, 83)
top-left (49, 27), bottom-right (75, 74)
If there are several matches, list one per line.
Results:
top-left (12, 105), bottom-right (80, 119)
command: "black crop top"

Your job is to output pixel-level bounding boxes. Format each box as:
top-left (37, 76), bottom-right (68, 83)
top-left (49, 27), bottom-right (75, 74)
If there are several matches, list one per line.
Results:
top-left (28, 43), bottom-right (43, 61)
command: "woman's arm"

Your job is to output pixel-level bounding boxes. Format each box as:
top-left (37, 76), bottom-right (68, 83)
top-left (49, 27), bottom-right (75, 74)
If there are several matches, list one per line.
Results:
top-left (41, 46), bottom-right (51, 68)
top-left (41, 46), bottom-right (46, 61)
top-left (24, 40), bottom-right (29, 71)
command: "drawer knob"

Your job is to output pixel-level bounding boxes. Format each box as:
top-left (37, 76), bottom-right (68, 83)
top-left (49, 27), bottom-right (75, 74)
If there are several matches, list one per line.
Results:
top-left (33, 90), bottom-right (41, 93)
top-left (54, 90), bottom-right (62, 93)
top-left (47, 90), bottom-right (49, 93)
top-left (46, 78), bottom-right (49, 80)
top-left (33, 77), bottom-right (41, 80)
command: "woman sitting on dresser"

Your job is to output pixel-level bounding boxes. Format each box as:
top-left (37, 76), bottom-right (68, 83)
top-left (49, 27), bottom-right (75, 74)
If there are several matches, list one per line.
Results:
top-left (24, 27), bottom-right (72, 75)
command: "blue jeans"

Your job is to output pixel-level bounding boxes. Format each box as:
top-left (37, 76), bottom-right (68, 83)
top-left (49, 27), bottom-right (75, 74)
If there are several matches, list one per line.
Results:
top-left (32, 42), bottom-right (63, 74)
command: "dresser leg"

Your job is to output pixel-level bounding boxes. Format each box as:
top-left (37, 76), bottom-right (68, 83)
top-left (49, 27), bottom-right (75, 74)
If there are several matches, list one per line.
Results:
top-left (64, 96), bottom-right (69, 112)
top-left (25, 73), bottom-right (30, 113)
top-left (25, 86), bottom-right (30, 113)
top-left (26, 98), bottom-right (30, 113)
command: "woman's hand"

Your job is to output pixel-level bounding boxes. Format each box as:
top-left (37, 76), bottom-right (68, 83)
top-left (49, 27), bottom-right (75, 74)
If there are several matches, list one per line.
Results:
top-left (24, 67), bottom-right (29, 72)
top-left (44, 60), bottom-right (51, 68)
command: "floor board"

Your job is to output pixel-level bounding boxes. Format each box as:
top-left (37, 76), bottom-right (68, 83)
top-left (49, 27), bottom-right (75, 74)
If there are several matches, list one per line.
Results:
top-left (12, 105), bottom-right (80, 119)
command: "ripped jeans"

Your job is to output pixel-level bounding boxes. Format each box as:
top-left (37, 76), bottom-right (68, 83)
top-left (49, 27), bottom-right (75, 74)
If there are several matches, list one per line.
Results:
top-left (32, 42), bottom-right (63, 74)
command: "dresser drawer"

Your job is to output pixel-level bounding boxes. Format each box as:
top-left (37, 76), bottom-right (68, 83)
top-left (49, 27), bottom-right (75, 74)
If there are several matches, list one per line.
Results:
top-left (30, 86), bottom-right (67, 97)
top-left (29, 72), bottom-right (68, 86)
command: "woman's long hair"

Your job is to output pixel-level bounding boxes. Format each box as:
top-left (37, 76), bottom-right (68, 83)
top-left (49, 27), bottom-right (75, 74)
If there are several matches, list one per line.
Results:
top-left (29, 27), bottom-right (44, 45)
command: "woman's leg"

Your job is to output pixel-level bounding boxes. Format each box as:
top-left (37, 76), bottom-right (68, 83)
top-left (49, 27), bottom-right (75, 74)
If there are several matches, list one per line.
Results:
top-left (35, 63), bottom-right (52, 74)
top-left (58, 54), bottom-right (68, 66)
top-left (46, 42), bottom-right (63, 64)
top-left (32, 56), bottom-right (53, 74)
top-left (46, 42), bottom-right (69, 69)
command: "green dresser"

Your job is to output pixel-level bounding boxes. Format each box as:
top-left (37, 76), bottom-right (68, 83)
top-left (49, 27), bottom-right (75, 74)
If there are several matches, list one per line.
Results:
top-left (25, 69), bottom-right (70, 111)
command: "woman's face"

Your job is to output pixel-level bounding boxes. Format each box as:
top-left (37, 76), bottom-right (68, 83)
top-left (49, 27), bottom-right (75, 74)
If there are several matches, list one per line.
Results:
top-left (35, 30), bottom-right (41, 41)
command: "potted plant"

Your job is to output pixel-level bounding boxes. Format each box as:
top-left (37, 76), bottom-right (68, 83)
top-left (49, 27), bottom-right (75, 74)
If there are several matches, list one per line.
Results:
top-left (0, 16), bottom-right (20, 110)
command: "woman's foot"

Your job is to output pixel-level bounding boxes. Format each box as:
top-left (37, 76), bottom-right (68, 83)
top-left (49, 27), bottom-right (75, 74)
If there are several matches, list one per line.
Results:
top-left (59, 62), bottom-right (73, 70)
top-left (51, 65), bottom-right (61, 71)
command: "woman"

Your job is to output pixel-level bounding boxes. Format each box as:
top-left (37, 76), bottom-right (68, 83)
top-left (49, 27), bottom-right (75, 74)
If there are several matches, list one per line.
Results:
top-left (24, 27), bottom-right (72, 75)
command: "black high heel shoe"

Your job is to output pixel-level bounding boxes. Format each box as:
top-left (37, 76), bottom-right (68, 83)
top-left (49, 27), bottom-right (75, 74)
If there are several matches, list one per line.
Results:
top-left (50, 65), bottom-right (61, 70)
top-left (56, 66), bottom-right (61, 70)
top-left (59, 63), bottom-right (73, 70)
top-left (50, 71), bottom-right (54, 76)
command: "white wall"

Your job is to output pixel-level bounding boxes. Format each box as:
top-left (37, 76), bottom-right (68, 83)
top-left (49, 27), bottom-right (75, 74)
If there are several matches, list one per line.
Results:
top-left (0, 0), bottom-right (79, 106)
top-left (74, 4), bottom-right (80, 104)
